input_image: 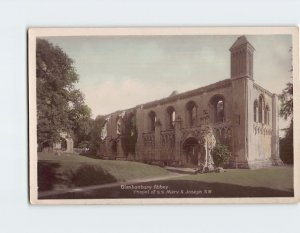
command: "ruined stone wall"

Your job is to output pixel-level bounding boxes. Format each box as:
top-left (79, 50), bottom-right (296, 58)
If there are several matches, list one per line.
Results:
top-left (97, 35), bottom-right (282, 169)
top-left (99, 76), bottom-right (279, 169)
top-left (98, 75), bottom-right (281, 169)
top-left (136, 79), bottom-right (242, 166)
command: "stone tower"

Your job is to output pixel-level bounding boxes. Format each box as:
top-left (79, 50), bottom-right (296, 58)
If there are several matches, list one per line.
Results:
top-left (230, 35), bottom-right (255, 79)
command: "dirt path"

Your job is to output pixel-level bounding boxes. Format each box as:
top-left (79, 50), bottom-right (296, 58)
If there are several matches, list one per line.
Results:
top-left (39, 173), bottom-right (186, 198)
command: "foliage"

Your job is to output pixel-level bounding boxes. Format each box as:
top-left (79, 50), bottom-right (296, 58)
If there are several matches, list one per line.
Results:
top-left (87, 115), bottom-right (106, 155)
top-left (68, 91), bottom-right (92, 146)
top-left (279, 47), bottom-right (293, 164)
top-left (36, 39), bottom-right (91, 151)
top-left (77, 140), bottom-right (90, 149)
top-left (280, 120), bottom-right (293, 164)
top-left (211, 143), bottom-right (232, 168)
top-left (279, 82), bottom-right (293, 120)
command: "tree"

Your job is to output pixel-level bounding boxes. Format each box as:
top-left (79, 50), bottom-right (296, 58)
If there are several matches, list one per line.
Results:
top-left (279, 120), bottom-right (293, 164)
top-left (88, 115), bottom-right (106, 155)
top-left (36, 39), bottom-right (91, 151)
top-left (68, 98), bottom-right (92, 147)
top-left (279, 82), bottom-right (293, 120)
top-left (279, 47), bottom-right (293, 164)
top-left (279, 82), bottom-right (293, 164)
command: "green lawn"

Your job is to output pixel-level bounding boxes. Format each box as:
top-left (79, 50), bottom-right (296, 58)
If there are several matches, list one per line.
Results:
top-left (38, 152), bottom-right (294, 199)
top-left (38, 152), bottom-right (172, 191)
top-left (172, 167), bottom-right (293, 192)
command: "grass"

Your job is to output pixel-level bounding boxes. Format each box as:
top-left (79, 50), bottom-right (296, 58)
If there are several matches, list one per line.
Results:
top-left (172, 167), bottom-right (293, 192)
top-left (38, 152), bottom-right (294, 199)
top-left (38, 152), bottom-right (172, 191)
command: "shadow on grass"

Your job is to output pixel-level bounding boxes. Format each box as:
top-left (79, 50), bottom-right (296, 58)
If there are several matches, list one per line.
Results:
top-left (70, 165), bottom-right (117, 187)
top-left (38, 162), bottom-right (61, 191)
top-left (40, 179), bottom-right (294, 199)
top-left (38, 161), bottom-right (117, 192)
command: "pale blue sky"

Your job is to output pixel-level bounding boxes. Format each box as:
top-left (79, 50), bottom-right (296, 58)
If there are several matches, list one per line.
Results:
top-left (45, 35), bottom-right (292, 131)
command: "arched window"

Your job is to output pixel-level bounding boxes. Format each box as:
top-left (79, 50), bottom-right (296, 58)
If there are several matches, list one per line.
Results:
top-left (210, 95), bottom-right (225, 123)
top-left (126, 113), bottom-right (137, 154)
top-left (148, 111), bottom-right (157, 132)
top-left (166, 106), bottom-right (176, 129)
top-left (129, 114), bottom-right (136, 136)
top-left (101, 121), bottom-right (108, 140)
top-left (259, 95), bottom-right (264, 123)
top-left (116, 117), bottom-right (122, 135)
top-left (254, 100), bottom-right (258, 122)
top-left (265, 105), bottom-right (270, 125)
top-left (125, 112), bottom-right (137, 137)
top-left (216, 100), bottom-right (224, 122)
top-left (186, 101), bottom-right (197, 127)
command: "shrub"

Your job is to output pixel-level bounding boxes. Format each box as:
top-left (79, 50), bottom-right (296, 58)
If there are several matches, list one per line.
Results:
top-left (211, 143), bottom-right (231, 168)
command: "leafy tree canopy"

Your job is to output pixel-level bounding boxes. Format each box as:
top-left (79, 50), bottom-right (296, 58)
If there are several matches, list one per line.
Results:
top-left (88, 115), bottom-right (106, 155)
top-left (36, 39), bottom-right (91, 150)
top-left (278, 47), bottom-right (293, 164)
top-left (279, 82), bottom-right (293, 120)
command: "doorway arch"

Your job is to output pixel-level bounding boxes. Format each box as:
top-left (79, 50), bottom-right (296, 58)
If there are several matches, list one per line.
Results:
top-left (182, 137), bottom-right (203, 167)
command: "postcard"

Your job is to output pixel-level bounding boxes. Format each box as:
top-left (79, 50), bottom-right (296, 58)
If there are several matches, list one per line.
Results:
top-left (28, 27), bottom-right (299, 204)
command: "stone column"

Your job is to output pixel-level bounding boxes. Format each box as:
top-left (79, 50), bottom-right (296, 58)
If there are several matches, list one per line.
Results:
top-left (135, 107), bottom-right (143, 161)
top-left (255, 107), bottom-right (258, 122)
top-left (154, 121), bottom-right (161, 161)
top-left (271, 94), bottom-right (283, 165)
top-left (105, 137), bottom-right (112, 159)
top-left (262, 104), bottom-right (265, 124)
top-left (104, 140), bottom-right (108, 158)
top-left (116, 137), bottom-right (126, 160)
top-left (204, 139), bottom-right (208, 168)
top-left (174, 116), bottom-right (182, 165)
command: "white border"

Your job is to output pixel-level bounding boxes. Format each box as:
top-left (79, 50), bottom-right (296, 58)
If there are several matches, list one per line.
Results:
top-left (29, 27), bottom-right (300, 205)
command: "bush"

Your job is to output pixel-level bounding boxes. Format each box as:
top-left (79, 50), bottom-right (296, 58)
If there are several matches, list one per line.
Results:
top-left (211, 144), bottom-right (231, 168)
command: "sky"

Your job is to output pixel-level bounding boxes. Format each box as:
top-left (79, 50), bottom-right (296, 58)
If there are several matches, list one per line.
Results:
top-left (45, 34), bottom-right (292, 132)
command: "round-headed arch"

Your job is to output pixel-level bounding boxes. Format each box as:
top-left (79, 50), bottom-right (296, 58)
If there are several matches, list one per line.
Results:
top-left (166, 106), bottom-right (176, 129)
top-left (209, 94), bottom-right (225, 123)
top-left (186, 100), bottom-right (197, 127)
top-left (148, 110), bottom-right (157, 132)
